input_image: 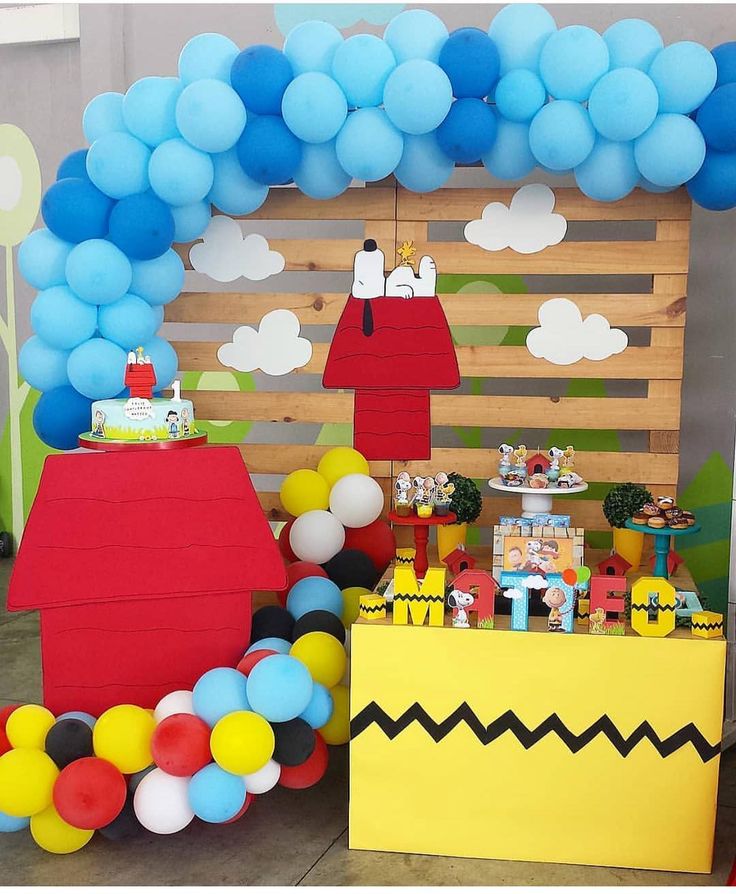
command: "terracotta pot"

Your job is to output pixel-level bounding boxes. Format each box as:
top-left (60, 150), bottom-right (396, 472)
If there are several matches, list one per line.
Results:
top-left (437, 523), bottom-right (468, 562)
top-left (613, 527), bottom-right (644, 569)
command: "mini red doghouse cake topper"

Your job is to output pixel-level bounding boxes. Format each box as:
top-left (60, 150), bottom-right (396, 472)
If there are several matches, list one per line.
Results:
top-left (322, 240), bottom-right (459, 461)
top-left (124, 346), bottom-right (156, 399)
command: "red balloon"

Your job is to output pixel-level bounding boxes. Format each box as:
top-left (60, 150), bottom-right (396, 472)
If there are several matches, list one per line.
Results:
top-left (561, 568), bottom-right (577, 586)
top-left (224, 791), bottom-right (255, 824)
top-left (344, 519), bottom-right (396, 575)
top-left (236, 649), bottom-right (278, 676)
top-left (151, 713), bottom-right (211, 777)
top-left (278, 733), bottom-right (329, 790)
top-left (278, 519), bottom-right (298, 564)
top-left (276, 561), bottom-right (330, 605)
top-left (0, 704), bottom-right (20, 756)
top-left (53, 757), bottom-right (126, 829)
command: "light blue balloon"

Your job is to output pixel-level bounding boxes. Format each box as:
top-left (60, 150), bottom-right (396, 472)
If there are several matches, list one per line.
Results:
top-left (130, 251), bottom-right (185, 306)
top-left (539, 25), bottom-right (609, 101)
top-left (574, 137), bottom-right (639, 201)
top-left (331, 35), bottom-right (396, 108)
top-left (395, 132), bottom-right (454, 192)
top-left (529, 100), bottom-right (595, 170)
top-left (603, 18), bottom-right (663, 71)
top-left (648, 41), bottom-right (717, 114)
top-left (482, 117), bottom-right (536, 180)
top-left (189, 764), bottom-right (246, 824)
top-left (193, 667), bottom-right (250, 727)
top-left (588, 68), bottom-right (658, 142)
top-left (171, 201), bottom-right (211, 242)
top-left (30, 286), bottom-right (97, 350)
top-left (151, 305), bottom-right (165, 331)
top-left (383, 60), bottom-right (453, 135)
top-left (67, 337), bottom-right (128, 399)
top-left (142, 336), bottom-right (178, 391)
top-left (98, 294), bottom-right (158, 348)
top-left (286, 576), bottom-right (344, 620)
top-left (176, 79), bottom-right (247, 153)
top-left (639, 177), bottom-right (677, 194)
top-left (299, 682), bottom-right (333, 729)
top-left (19, 336), bottom-right (70, 392)
top-left (0, 811), bottom-right (29, 833)
top-left (178, 33), bottom-right (240, 85)
top-left (57, 710), bottom-right (96, 728)
top-left (122, 77), bottom-right (181, 147)
top-left (494, 70), bottom-right (546, 123)
top-left (282, 73), bottom-right (347, 144)
top-left (246, 654), bottom-right (313, 723)
top-left (384, 9), bottom-right (449, 64)
top-left (283, 20), bottom-right (343, 75)
top-left (336, 108), bottom-right (403, 181)
top-left (18, 228), bottom-right (72, 290)
top-left (245, 637), bottom-right (292, 656)
top-left (634, 113), bottom-right (706, 187)
top-left (209, 147), bottom-right (269, 215)
top-left (293, 140), bottom-right (351, 199)
top-left (488, 3), bottom-right (557, 75)
top-left (65, 238), bottom-right (132, 305)
top-left (82, 92), bottom-right (126, 143)
top-left (86, 132), bottom-right (151, 200)
top-left (149, 138), bottom-right (214, 206)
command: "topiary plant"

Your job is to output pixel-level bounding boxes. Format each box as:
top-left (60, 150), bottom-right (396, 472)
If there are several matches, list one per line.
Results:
top-left (447, 472), bottom-right (482, 524)
top-left (602, 483), bottom-right (653, 528)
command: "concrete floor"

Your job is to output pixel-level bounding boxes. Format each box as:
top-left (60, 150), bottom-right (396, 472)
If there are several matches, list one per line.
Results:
top-left (2, 560), bottom-right (735, 885)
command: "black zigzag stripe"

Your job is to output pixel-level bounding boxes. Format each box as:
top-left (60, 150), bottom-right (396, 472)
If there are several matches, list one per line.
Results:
top-left (395, 557), bottom-right (414, 564)
top-left (393, 593), bottom-right (444, 603)
top-left (577, 612), bottom-right (590, 620)
top-left (631, 603), bottom-right (677, 613)
top-left (692, 621), bottom-right (723, 631)
top-left (350, 701), bottom-right (721, 763)
top-left (359, 604), bottom-right (385, 615)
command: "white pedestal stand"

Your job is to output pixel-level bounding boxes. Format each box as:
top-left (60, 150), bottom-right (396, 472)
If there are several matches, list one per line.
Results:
top-left (487, 477), bottom-right (589, 518)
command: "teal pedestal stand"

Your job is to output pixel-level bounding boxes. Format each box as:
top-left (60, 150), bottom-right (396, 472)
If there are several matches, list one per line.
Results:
top-left (624, 519), bottom-right (701, 579)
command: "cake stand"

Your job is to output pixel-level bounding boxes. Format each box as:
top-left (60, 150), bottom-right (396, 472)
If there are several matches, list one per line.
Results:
top-left (388, 509), bottom-right (457, 578)
top-left (78, 432), bottom-right (208, 451)
top-left (625, 518), bottom-right (701, 579)
top-left (487, 477), bottom-right (588, 518)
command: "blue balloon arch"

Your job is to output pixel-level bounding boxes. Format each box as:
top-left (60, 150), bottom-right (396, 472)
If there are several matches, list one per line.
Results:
top-left (18, 5), bottom-right (736, 448)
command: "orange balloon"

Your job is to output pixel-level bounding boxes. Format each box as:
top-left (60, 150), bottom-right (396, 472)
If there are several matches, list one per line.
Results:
top-left (561, 567), bottom-right (577, 586)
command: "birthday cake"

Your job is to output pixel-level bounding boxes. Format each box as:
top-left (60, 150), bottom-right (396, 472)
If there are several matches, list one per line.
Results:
top-left (89, 348), bottom-right (197, 442)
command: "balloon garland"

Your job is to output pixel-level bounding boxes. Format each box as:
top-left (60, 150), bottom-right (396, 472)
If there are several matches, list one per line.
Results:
top-left (18, 5), bottom-right (736, 450)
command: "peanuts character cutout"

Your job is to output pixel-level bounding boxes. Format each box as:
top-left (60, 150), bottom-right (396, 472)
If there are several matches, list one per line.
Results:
top-left (91, 409), bottom-right (106, 438)
top-left (543, 586), bottom-right (567, 632)
top-left (434, 471), bottom-right (455, 503)
top-left (395, 471), bottom-right (412, 505)
top-left (447, 588), bottom-right (475, 628)
top-left (166, 410), bottom-right (180, 438)
top-left (413, 476), bottom-right (435, 506)
top-left (180, 407), bottom-right (191, 436)
top-left (538, 540), bottom-right (560, 574)
top-left (523, 539), bottom-right (544, 572)
top-left (589, 606), bottom-right (607, 634)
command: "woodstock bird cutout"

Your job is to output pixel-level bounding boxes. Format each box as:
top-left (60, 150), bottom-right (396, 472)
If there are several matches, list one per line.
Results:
top-left (351, 239), bottom-right (437, 301)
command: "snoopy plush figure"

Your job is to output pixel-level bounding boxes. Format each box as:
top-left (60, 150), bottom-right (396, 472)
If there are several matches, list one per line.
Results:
top-left (447, 588), bottom-right (475, 628)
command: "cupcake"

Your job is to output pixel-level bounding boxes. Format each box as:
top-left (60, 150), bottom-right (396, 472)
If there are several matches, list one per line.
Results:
top-left (528, 473), bottom-right (549, 489)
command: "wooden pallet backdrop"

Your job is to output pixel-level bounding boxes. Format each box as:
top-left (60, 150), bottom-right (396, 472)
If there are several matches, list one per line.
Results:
top-left (168, 185), bottom-right (691, 540)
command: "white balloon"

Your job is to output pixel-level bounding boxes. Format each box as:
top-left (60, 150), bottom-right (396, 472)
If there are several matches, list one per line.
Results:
top-left (242, 758), bottom-right (281, 794)
top-left (154, 689), bottom-right (194, 723)
top-left (133, 768), bottom-right (194, 834)
top-left (289, 509), bottom-right (345, 564)
top-left (329, 473), bottom-right (384, 528)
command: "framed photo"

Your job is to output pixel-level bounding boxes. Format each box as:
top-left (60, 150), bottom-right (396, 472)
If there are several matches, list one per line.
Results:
top-left (493, 523), bottom-right (584, 583)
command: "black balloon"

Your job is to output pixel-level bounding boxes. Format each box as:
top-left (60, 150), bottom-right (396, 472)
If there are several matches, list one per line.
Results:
top-left (250, 605), bottom-right (295, 645)
top-left (44, 719), bottom-right (93, 769)
top-left (291, 609), bottom-right (346, 645)
top-left (271, 718), bottom-right (316, 766)
top-left (98, 794), bottom-right (143, 841)
top-left (322, 548), bottom-right (378, 591)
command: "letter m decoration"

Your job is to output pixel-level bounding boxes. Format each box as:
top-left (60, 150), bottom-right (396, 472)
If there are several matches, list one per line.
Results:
top-left (393, 565), bottom-right (446, 627)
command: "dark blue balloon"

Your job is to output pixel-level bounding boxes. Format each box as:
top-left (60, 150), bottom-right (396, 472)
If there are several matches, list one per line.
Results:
top-left (41, 178), bottom-right (114, 244)
top-left (712, 41), bottom-right (736, 87)
top-left (108, 192), bottom-right (175, 260)
top-left (56, 149), bottom-right (89, 181)
top-left (230, 45), bottom-right (293, 115)
top-left (686, 148), bottom-right (736, 211)
top-left (32, 385), bottom-right (93, 450)
top-left (237, 115), bottom-right (302, 186)
top-left (439, 27), bottom-right (500, 98)
top-left (696, 83), bottom-right (736, 152)
top-left (436, 98), bottom-right (497, 163)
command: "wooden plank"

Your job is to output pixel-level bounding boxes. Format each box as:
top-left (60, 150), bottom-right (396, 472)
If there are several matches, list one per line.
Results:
top-left (225, 187), bottom-right (396, 221)
top-left (397, 187), bottom-right (692, 222)
top-left (240, 443), bottom-right (390, 477)
top-left (166, 290), bottom-right (686, 327)
top-left (185, 391), bottom-right (681, 430)
top-left (176, 341), bottom-right (683, 380)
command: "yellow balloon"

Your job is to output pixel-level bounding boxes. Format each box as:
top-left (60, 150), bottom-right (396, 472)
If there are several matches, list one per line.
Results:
top-left (31, 805), bottom-right (93, 854)
top-left (341, 587), bottom-right (371, 627)
top-left (93, 704), bottom-right (155, 773)
top-left (279, 469), bottom-right (330, 517)
top-left (210, 711), bottom-right (275, 775)
top-left (320, 684), bottom-right (349, 745)
top-left (317, 447), bottom-right (369, 488)
top-left (0, 748), bottom-right (58, 816)
top-left (6, 704), bottom-right (55, 750)
top-left (290, 632), bottom-right (346, 689)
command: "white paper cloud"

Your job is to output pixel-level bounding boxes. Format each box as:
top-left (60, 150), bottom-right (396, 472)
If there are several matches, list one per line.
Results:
top-left (463, 184), bottom-right (567, 254)
top-left (503, 587), bottom-right (524, 601)
top-left (526, 297), bottom-right (628, 366)
top-left (522, 574), bottom-right (549, 590)
top-left (217, 309), bottom-right (312, 376)
top-left (190, 217), bottom-right (285, 282)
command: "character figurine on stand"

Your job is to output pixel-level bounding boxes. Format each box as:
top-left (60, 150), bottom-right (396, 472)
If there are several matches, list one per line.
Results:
top-left (447, 588), bottom-right (475, 628)
top-left (394, 471), bottom-right (413, 517)
top-left (543, 586), bottom-right (568, 632)
top-left (548, 446), bottom-right (564, 484)
top-left (413, 476), bottom-right (435, 518)
top-left (561, 445), bottom-right (576, 475)
top-left (434, 471), bottom-right (455, 516)
top-left (514, 445), bottom-right (529, 484)
top-left (498, 443), bottom-right (514, 479)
